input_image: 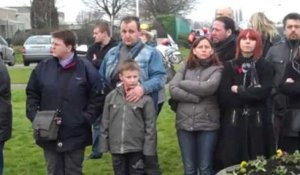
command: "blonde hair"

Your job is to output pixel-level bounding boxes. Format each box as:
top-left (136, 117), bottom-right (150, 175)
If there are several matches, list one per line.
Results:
top-left (249, 12), bottom-right (278, 42)
top-left (215, 7), bottom-right (234, 19)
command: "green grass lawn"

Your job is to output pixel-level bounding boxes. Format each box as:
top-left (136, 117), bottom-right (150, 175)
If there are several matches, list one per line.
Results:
top-left (8, 67), bottom-right (33, 84)
top-left (5, 89), bottom-right (182, 175)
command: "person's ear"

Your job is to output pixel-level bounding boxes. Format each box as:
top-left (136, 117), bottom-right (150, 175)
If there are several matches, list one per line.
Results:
top-left (67, 45), bottom-right (72, 52)
top-left (192, 48), bottom-right (197, 55)
top-left (119, 73), bottom-right (123, 81)
top-left (226, 29), bottom-right (232, 37)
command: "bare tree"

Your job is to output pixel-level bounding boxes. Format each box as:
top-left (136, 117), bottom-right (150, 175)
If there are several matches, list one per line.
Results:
top-left (76, 10), bottom-right (105, 24)
top-left (82, 0), bottom-right (134, 33)
top-left (30, 0), bottom-right (59, 33)
top-left (140, 0), bottom-right (197, 18)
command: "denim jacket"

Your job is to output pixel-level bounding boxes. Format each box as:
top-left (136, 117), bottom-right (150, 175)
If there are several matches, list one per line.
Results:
top-left (99, 40), bottom-right (166, 94)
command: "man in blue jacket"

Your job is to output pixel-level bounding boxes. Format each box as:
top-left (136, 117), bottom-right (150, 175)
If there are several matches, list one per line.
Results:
top-left (99, 15), bottom-right (166, 175)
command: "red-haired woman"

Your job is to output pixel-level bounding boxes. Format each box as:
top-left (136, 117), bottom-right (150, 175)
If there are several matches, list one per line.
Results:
top-left (216, 29), bottom-right (275, 168)
top-left (169, 36), bottom-right (223, 175)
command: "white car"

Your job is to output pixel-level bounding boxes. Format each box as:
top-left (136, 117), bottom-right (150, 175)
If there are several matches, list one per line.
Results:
top-left (0, 35), bottom-right (15, 66)
top-left (22, 35), bottom-right (52, 66)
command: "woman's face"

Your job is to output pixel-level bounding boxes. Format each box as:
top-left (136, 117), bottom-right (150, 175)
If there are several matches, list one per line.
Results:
top-left (240, 33), bottom-right (257, 55)
top-left (193, 39), bottom-right (214, 60)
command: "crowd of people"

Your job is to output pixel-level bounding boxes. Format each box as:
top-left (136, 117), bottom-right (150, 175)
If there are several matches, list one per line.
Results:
top-left (0, 6), bottom-right (300, 175)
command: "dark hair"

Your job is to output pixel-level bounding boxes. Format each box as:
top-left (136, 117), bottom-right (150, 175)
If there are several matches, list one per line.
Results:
top-left (235, 29), bottom-right (263, 59)
top-left (119, 59), bottom-right (140, 74)
top-left (214, 16), bottom-right (236, 34)
top-left (95, 21), bottom-right (111, 36)
top-left (283, 12), bottom-right (300, 29)
top-left (121, 16), bottom-right (140, 31)
top-left (186, 36), bottom-right (221, 69)
top-left (52, 30), bottom-right (76, 52)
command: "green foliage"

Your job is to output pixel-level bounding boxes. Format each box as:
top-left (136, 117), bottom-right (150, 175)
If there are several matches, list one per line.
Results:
top-left (12, 30), bottom-right (30, 46)
top-left (177, 33), bottom-right (190, 48)
top-left (273, 166), bottom-right (287, 175)
top-left (156, 15), bottom-right (176, 39)
top-left (12, 46), bottom-right (24, 64)
top-left (228, 151), bottom-right (300, 175)
top-left (179, 46), bottom-right (190, 60)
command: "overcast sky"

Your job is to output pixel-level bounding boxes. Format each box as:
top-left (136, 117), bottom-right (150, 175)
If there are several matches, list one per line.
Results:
top-left (0, 0), bottom-right (87, 23)
top-left (0, 0), bottom-right (299, 23)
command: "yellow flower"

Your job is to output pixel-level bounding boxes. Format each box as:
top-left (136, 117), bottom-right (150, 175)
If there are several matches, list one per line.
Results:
top-left (240, 167), bottom-right (247, 173)
top-left (276, 149), bottom-right (283, 157)
top-left (240, 161), bottom-right (248, 168)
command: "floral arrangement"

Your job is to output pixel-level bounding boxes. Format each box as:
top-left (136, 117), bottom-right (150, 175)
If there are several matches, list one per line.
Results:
top-left (227, 149), bottom-right (300, 175)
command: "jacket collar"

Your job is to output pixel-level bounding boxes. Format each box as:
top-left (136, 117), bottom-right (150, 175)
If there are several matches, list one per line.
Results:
top-left (116, 40), bottom-right (144, 59)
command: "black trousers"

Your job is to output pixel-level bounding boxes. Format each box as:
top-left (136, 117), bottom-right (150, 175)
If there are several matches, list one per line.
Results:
top-left (144, 154), bottom-right (161, 175)
top-left (43, 148), bottom-right (85, 175)
top-left (112, 152), bottom-right (144, 175)
top-left (278, 134), bottom-right (300, 153)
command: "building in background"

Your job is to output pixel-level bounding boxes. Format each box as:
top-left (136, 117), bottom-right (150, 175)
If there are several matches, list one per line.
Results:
top-left (0, 7), bottom-right (25, 39)
top-left (0, 6), bottom-right (66, 39)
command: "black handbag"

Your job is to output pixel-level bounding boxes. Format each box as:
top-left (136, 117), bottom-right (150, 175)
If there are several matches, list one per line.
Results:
top-left (31, 69), bottom-right (74, 141)
top-left (168, 98), bottom-right (178, 112)
top-left (32, 110), bottom-right (61, 141)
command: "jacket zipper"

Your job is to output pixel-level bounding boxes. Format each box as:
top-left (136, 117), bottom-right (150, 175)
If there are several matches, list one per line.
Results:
top-left (231, 110), bottom-right (237, 124)
top-left (120, 105), bottom-right (126, 153)
top-left (256, 111), bottom-right (261, 125)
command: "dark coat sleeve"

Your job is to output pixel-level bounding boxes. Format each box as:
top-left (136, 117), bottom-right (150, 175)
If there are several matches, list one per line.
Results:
top-left (279, 62), bottom-right (300, 95)
top-left (82, 60), bottom-right (105, 124)
top-left (26, 66), bottom-right (41, 122)
top-left (218, 61), bottom-right (242, 108)
top-left (86, 45), bottom-right (95, 62)
top-left (237, 60), bottom-right (273, 100)
top-left (0, 60), bottom-right (12, 141)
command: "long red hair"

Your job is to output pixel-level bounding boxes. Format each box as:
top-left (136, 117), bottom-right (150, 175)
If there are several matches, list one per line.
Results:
top-left (235, 29), bottom-right (263, 59)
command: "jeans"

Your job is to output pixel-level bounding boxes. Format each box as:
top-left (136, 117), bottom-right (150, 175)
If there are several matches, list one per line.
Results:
top-left (112, 152), bottom-right (144, 175)
top-left (91, 117), bottom-right (101, 156)
top-left (0, 142), bottom-right (4, 175)
top-left (177, 129), bottom-right (217, 175)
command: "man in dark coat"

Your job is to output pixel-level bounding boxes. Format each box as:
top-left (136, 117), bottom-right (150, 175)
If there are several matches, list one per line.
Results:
top-left (266, 12), bottom-right (300, 153)
top-left (86, 22), bottom-right (118, 69)
top-left (211, 16), bottom-right (237, 63)
top-left (86, 21), bottom-right (118, 159)
top-left (0, 59), bottom-right (12, 175)
top-left (26, 30), bottom-right (103, 175)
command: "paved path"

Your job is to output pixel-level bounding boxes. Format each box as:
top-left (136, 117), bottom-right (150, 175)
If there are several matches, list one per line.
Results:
top-left (11, 84), bottom-right (26, 89)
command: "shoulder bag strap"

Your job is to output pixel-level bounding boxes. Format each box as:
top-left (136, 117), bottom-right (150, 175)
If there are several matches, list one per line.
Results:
top-left (132, 43), bottom-right (145, 60)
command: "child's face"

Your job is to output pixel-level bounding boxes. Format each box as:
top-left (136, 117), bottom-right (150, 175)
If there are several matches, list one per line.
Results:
top-left (119, 70), bottom-right (140, 90)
